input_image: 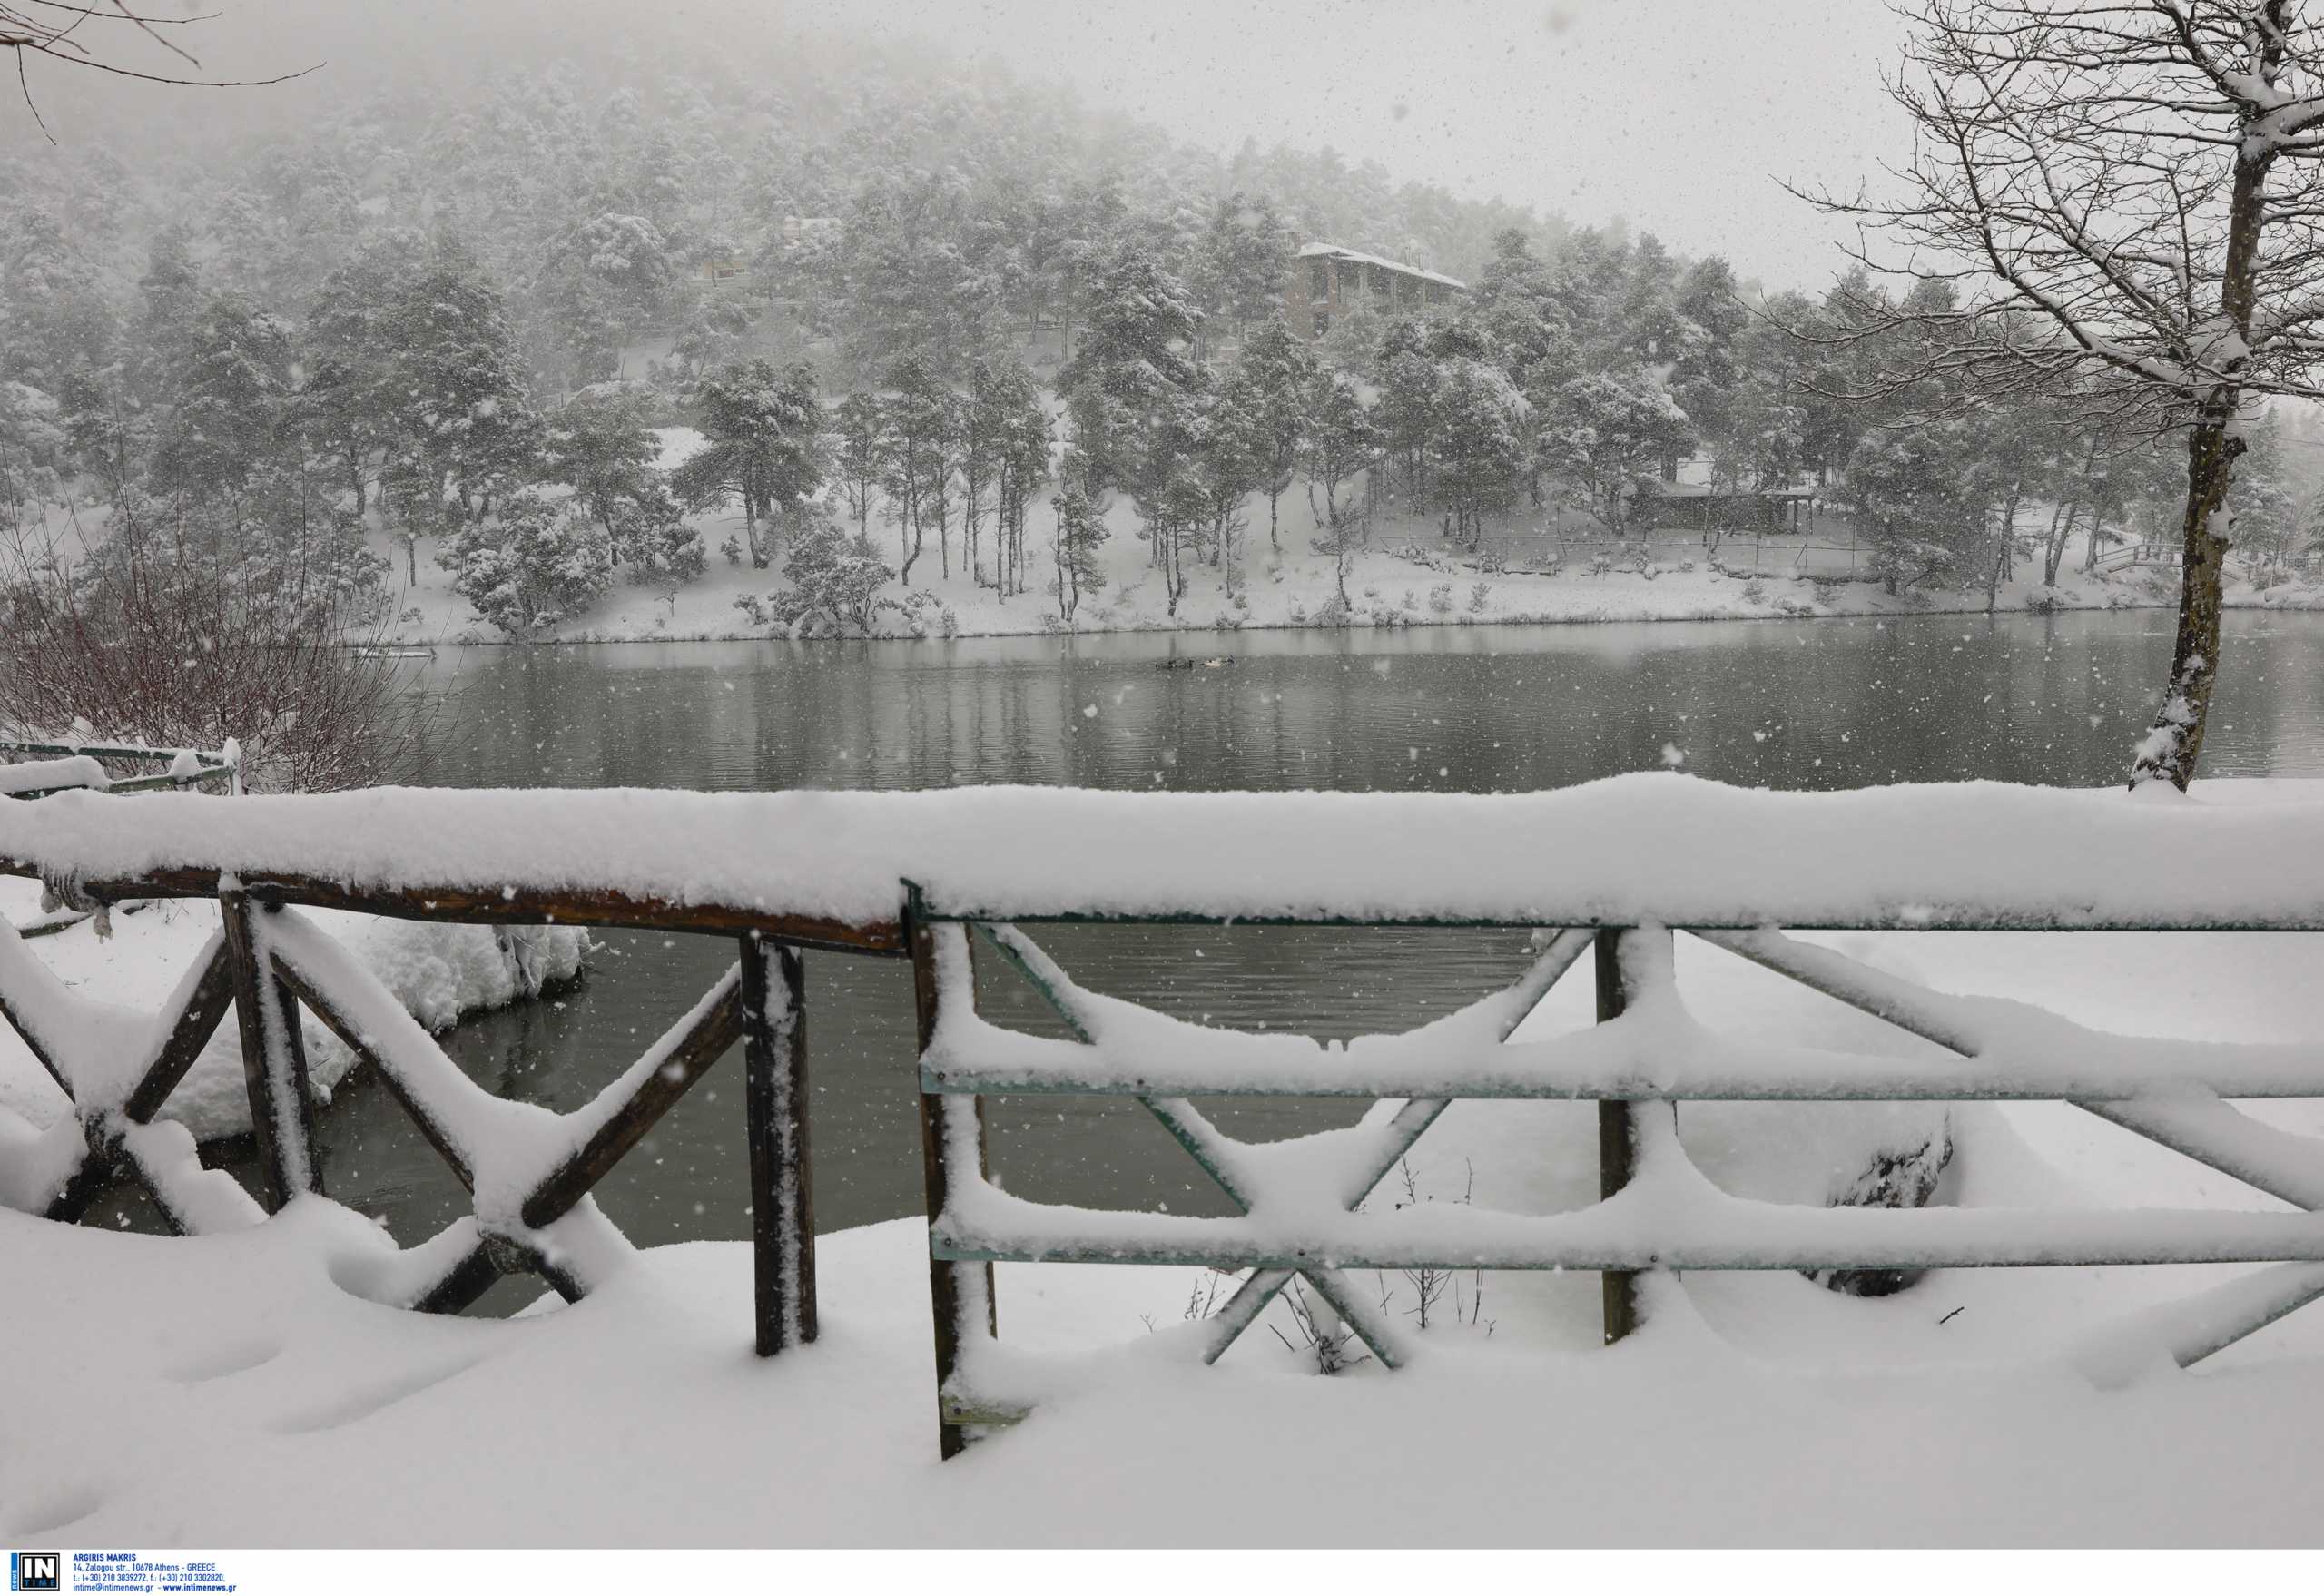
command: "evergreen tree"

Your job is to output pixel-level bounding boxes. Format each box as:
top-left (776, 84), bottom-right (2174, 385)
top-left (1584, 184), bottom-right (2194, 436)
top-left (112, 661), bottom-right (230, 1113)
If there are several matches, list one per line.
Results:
top-left (672, 359), bottom-right (823, 568)
top-left (545, 383), bottom-right (665, 556)
top-left (1058, 237), bottom-right (1199, 495)
top-left (1236, 320), bottom-right (1316, 552)
top-left (832, 391), bottom-right (886, 543)
top-left (443, 488), bottom-right (612, 640)
top-left (381, 240), bottom-right (543, 580)
top-left (1301, 370), bottom-right (1381, 608)
top-left (1432, 359), bottom-right (1531, 543)
top-left (149, 293), bottom-right (297, 503)
top-left (1049, 455), bottom-right (1108, 624)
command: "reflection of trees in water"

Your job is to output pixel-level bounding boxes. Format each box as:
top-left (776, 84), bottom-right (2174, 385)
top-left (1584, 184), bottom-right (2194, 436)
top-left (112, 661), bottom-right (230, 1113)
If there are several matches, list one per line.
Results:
top-left (405, 614), bottom-right (2324, 796)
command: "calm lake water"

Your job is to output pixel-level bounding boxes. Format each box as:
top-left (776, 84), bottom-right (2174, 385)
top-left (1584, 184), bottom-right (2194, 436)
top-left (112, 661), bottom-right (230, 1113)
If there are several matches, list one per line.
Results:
top-left (231, 610), bottom-right (2324, 1293)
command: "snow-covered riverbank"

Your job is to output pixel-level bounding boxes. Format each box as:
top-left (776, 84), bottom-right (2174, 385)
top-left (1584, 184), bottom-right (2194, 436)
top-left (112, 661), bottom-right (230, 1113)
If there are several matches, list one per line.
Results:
top-left (371, 429), bottom-right (2324, 646)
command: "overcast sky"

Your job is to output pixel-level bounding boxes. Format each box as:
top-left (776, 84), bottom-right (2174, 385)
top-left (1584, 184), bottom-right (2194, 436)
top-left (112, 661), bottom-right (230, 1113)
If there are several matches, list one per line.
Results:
top-left (15, 0), bottom-right (1909, 291)
top-left (806, 0), bottom-right (1911, 289)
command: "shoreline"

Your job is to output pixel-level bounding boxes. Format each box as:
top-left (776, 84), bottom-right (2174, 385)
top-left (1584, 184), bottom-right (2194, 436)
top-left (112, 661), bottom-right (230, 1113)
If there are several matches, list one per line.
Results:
top-left (384, 583), bottom-right (2324, 648)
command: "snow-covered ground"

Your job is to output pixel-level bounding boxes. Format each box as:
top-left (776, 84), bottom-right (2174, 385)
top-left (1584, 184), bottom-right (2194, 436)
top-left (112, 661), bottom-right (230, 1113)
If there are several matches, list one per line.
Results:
top-left (2, 784), bottom-right (2322, 1544)
top-left (370, 428), bottom-right (2324, 645)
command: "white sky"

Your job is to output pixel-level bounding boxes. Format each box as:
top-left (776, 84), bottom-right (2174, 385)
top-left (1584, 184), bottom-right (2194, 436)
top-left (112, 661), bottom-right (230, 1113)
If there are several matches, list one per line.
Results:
top-left (12, 0), bottom-right (1911, 291)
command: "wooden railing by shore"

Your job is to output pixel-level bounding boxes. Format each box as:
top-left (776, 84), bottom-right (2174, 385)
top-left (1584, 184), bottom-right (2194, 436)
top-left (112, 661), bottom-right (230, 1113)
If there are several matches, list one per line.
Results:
top-left (3, 779), bottom-right (2323, 1458)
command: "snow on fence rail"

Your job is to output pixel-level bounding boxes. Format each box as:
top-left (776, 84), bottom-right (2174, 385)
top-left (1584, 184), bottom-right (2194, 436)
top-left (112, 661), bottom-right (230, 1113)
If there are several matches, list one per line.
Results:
top-left (0, 739), bottom-right (240, 800)
top-left (4, 776), bottom-right (2324, 1459)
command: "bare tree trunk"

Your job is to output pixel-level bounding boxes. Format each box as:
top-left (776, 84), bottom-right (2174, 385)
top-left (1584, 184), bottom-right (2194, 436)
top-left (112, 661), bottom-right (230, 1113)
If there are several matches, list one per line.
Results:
top-left (2045, 499), bottom-right (2076, 586)
top-left (2132, 412), bottom-right (2239, 789)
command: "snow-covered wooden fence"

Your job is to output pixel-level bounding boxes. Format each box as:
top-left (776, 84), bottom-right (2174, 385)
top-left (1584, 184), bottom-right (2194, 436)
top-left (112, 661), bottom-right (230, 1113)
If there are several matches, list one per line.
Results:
top-left (3, 778), bottom-right (2324, 1458)
top-left (0, 740), bottom-right (240, 799)
top-left (0, 795), bottom-right (891, 1357)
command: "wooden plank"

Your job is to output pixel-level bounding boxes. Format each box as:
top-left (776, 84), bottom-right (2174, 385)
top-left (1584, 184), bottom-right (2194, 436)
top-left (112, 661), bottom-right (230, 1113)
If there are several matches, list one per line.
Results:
top-left (39, 1123), bottom-right (113, 1225)
top-left (271, 956), bottom-right (475, 1192)
top-left (931, 1219), bottom-right (2324, 1272)
top-left (1596, 929), bottom-right (1639, 1345)
top-left (121, 936), bottom-right (237, 1124)
top-left (912, 912), bottom-right (994, 1461)
top-left (220, 890), bottom-right (323, 1209)
top-left (409, 1241), bottom-right (504, 1315)
top-left (518, 970), bottom-right (744, 1228)
top-left (0, 862), bottom-right (906, 953)
top-left (742, 934), bottom-right (816, 1355)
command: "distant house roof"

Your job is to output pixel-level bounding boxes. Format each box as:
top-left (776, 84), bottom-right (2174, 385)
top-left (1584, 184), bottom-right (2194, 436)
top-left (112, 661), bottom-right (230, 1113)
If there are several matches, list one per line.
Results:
top-left (1295, 242), bottom-right (1466, 292)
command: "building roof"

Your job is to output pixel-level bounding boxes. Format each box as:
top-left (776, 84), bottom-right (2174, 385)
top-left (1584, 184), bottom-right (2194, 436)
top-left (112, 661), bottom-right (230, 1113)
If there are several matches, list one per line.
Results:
top-left (1295, 242), bottom-right (1466, 292)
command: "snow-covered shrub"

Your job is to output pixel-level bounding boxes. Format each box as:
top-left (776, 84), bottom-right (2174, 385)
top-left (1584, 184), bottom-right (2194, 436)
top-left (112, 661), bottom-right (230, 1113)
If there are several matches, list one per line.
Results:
top-left (1678, 558), bottom-right (1696, 574)
top-left (1467, 581), bottom-right (1491, 614)
top-left (1428, 582), bottom-right (1455, 614)
top-left (1362, 586), bottom-right (1381, 600)
top-left (2250, 561), bottom-right (2292, 592)
top-left (720, 532), bottom-right (743, 566)
top-left (2024, 584), bottom-right (2069, 613)
top-left (1741, 578), bottom-right (1768, 604)
top-left (1314, 593), bottom-right (1351, 626)
top-left (443, 490), bottom-right (612, 641)
top-left (615, 495), bottom-right (706, 585)
top-left (1286, 598), bottom-right (1309, 625)
top-left (754, 517), bottom-right (899, 638)
top-left (1588, 553), bottom-right (1615, 577)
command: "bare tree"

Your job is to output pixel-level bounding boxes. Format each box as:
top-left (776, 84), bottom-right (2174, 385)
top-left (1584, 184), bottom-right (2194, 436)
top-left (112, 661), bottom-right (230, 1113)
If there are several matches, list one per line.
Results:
top-left (1801, 1), bottom-right (2324, 789)
top-left (1, 3), bottom-right (315, 135)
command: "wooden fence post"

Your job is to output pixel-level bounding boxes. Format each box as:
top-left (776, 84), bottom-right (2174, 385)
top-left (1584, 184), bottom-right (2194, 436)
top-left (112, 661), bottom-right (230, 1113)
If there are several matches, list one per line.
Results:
top-left (220, 890), bottom-right (322, 1210)
top-left (742, 932), bottom-right (816, 1355)
top-left (1595, 927), bottom-right (1639, 1345)
top-left (909, 902), bottom-right (996, 1461)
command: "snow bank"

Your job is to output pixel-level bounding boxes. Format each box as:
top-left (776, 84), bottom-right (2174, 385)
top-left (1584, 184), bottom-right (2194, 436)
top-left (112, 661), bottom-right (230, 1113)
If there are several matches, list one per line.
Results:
top-left (7, 776), bottom-right (2324, 933)
top-left (3, 1207), bottom-right (2320, 1546)
top-left (0, 881), bottom-right (586, 1142)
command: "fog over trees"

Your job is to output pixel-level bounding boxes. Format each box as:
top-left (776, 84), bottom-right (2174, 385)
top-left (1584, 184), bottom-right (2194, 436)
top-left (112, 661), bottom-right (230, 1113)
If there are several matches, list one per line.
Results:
top-left (6, 2), bottom-right (2324, 783)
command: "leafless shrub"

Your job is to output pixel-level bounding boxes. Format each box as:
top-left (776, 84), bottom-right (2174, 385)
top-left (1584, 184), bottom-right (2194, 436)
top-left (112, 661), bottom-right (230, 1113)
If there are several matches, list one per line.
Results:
top-left (0, 497), bottom-right (440, 792)
top-left (1269, 1279), bottom-right (1366, 1375)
